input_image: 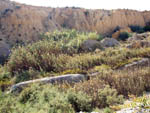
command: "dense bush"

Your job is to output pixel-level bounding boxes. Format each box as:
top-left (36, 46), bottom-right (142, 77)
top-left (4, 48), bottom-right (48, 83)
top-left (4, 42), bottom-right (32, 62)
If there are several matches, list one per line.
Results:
top-left (129, 25), bottom-right (150, 33)
top-left (7, 30), bottom-right (103, 81)
top-left (0, 66), bottom-right (12, 91)
top-left (97, 34), bottom-right (104, 41)
top-left (143, 25), bottom-right (150, 32)
top-left (41, 29), bottom-right (101, 53)
top-left (118, 32), bottom-right (131, 41)
top-left (129, 25), bottom-right (144, 33)
top-left (67, 90), bottom-right (92, 112)
top-left (14, 68), bottom-right (46, 83)
top-left (73, 67), bottom-right (150, 99)
top-left (66, 47), bottom-right (150, 70)
top-left (6, 46), bottom-right (150, 83)
top-left (0, 84), bottom-right (93, 113)
top-left (0, 81), bottom-right (123, 113)
top-left (1, 29), bottom-right (150, 112)
top-left (74, 78), bottom-right (124, 108)
top-left (97, 67), bottom-right (150, 96)
top-left (96, 86), bottom-right (123, 108)
top-left (7, 41), bottom-right (70, 74)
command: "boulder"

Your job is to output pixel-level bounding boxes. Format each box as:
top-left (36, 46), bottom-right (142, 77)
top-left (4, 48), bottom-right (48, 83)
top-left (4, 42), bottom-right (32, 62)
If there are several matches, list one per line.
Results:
top-left (126, 40), bottom-right (150, 49)
top-left (127, 32), bottom-right (150, 42)
top-left (0, 41), bottom-right (10, 64)
top-left (80, 39), bottom-right (103, 51)
top-left (118, 58), bottom-right (150, 70)
top-left (101, 38), bottom-right (120, 47)
top-left (127, 34), bottom-right (143, 42)
top-left (10, 74), bottom-right (88, 93)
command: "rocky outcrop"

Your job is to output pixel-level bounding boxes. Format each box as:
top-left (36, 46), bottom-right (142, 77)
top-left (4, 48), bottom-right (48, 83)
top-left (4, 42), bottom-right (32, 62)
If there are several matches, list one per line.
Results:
top-left (127, 32), bottom-right (150, 42)
top-left (10, 74), bottom-right (88, 93)
top-left (127, 40), bottom-right (150, 48)
top-left (1, 0), bottom-right (150, 45)
top-left (101, 38), bottom-right (120, 47)
top-left (118, 58), bottom-right (150, 70)
top-left (80, 39), bottom-right (103, 51)
top-left (0, 40), bottom-right (10, 64)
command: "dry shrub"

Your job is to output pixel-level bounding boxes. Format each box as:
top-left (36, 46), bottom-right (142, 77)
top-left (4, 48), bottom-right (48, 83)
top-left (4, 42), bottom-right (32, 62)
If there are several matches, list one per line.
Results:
top-left (6, 43), bottom-right (150, 83)
top-left (7, 41), bottom-right (71, 74)
top-left (129, 41), bottom-right (150, 49)
top-left (66, 47), bottom-right (150, 70)
top-left (98, 67), bottom-right (150, 96)
top-left (61, 68), bottom-right (86, 75)
top-left (8, 45), bottom-right (150, 74)
top-left (74, 78), bottom-right (105, 97)
top-left (74, 78), bottom-right (123, 108)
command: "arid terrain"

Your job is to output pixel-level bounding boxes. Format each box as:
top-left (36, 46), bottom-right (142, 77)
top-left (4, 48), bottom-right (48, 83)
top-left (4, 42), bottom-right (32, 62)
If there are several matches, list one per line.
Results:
top-left (1, 0), bottom-right (150, 45)
top-left (0, 0), bottom-right (150, 113)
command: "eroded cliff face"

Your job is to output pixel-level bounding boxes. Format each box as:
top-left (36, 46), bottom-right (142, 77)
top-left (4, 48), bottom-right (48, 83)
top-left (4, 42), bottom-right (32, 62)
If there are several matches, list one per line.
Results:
top-left (1, 0), bottom-right (150, 45)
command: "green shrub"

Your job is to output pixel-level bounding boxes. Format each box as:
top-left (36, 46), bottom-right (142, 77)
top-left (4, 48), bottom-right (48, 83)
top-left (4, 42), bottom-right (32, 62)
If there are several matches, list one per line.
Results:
top-left (7, 30), bottom-right (101, 77)
top-left (7, 41), bottom-right (70, 74)
top-left (0, 66), bottom-right (11, 80)
top-left (41, 29), bottom-right (101, 53)
top-left (103, 107), bottom-right (114, 113)
top-left (61, 68), bottom-right (86, 75)
top-left (7, 46), bottom-right (150, 83)
top-left (0, 66), bottom-right (12, 91)
top-left (74, 79), bottom-right (123, 108)
top-left (129, 25), bottom-right (144, 33)
top-left (144, 25), bottom-right (150, 32)
top-left (96, 85), bottom-right (123, 108)
top-left (94, 64), bottom-right (112, 73)
top-left (97, 34), bottom-right (104, 41)
top-left (0, 84), bottom-right (93, 113)
top-left (14, 68), bottom-right (46, 83)
top-left (118, 32), bottom-right (130, 41)
top-left (67, 90), bottom-right (92, 112)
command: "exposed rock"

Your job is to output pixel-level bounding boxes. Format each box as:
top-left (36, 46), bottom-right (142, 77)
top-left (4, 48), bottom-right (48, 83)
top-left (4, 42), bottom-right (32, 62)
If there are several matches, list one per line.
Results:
top-left (80, 39), bottom-right (103, 51)
top-left (137, 32), bottom-right (150, 38)
top-left (94, 48), bottom-right (101, 53)
top-left (117, 92), bottom-right (150, 113)
top-left (10, 74), bottom-right (88, 93)
top-left (0, 40), bottom-right (10, 64)
top-left (127, 34), bottom-right (143, 42)
top-left (101, 38), bottom-right (120, 47)
top-left (127, 32), bottom-right (150, 42)
top-left (118, 58), bottom-right (150, 70)
top-left (1, 1), bottom-right (150, 46)
top-left (126, 40), bottom-right (150, 49)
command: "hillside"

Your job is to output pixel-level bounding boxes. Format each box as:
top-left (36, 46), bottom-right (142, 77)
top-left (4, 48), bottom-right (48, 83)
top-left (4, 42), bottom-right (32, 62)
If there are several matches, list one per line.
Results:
top-left (1, 0), bottom-right (150, 45)
top-left (1, 0), bottom-right (150, 113)
top-left (1, 29), bottom-right (150, 113)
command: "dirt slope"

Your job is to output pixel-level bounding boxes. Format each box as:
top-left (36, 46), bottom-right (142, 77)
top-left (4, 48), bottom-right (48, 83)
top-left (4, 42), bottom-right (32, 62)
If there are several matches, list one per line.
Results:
top-left (1, 0), bottom-right (150, 45)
